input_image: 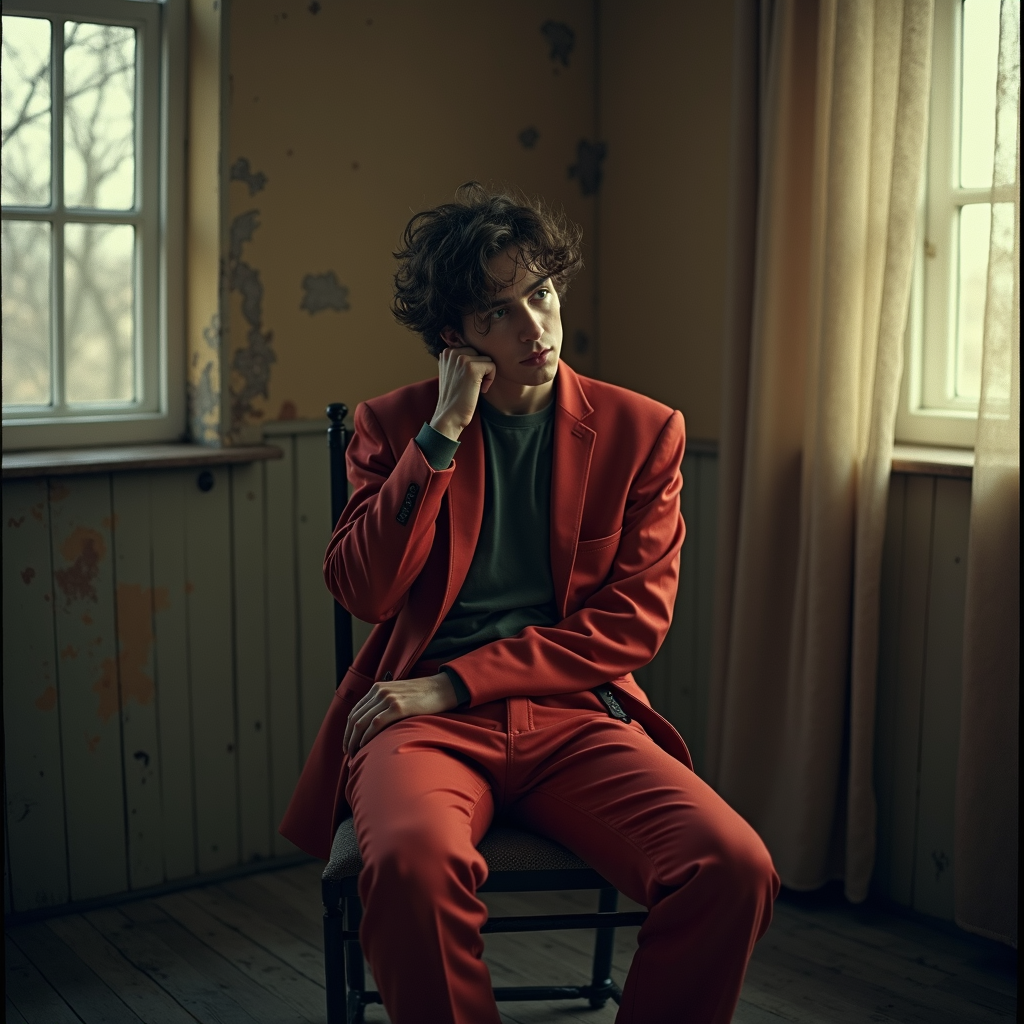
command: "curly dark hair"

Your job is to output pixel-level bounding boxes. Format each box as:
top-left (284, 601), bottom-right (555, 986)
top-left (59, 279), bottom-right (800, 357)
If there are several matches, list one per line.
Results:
top-left (392, 183), bottom-right (584, 356)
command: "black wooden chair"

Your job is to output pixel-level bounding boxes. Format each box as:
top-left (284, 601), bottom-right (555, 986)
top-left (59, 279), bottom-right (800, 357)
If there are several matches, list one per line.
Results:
top-left (321, 402), bottom-right (648, 1024)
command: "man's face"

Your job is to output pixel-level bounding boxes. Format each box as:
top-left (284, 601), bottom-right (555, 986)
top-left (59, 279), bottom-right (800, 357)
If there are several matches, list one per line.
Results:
top-left (447, 248), bottom-right (563, 388)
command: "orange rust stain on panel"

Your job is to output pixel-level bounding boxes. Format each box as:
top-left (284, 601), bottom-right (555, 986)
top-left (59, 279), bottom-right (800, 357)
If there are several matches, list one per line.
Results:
top-left (82, 613), bottom-right (93, 625)
top-left (55, 527), bottom-right (106, 603)
top-left (86, 735), bottom-right (101, 753)
top-left (101, 514), bottom-right (119, 530)
top-left (35, 686), bottom-right (58, 712)
top-left (60, 644), bottom-right (78, 660)
top-left (30, 502), bottom-right (44, 521)
top-left (21, 566), bottom-right (36, 585)
top-left (185, 581), bottom-right (195, 594)
top-left (93, 584), bottom-right (170, 722)
top-left (49, 483), bottom-right (70, 502)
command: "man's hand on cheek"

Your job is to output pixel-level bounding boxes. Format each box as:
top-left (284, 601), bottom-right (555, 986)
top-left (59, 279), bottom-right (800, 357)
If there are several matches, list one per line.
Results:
top-left (343, 673), bottom-right (459, 754)
top-left (430, 344), bottom-right (496, 442)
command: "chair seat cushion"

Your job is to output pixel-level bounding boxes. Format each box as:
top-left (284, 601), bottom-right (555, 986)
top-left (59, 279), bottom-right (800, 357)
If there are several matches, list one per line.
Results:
top-left (323, 818), bottom-right (591, 882)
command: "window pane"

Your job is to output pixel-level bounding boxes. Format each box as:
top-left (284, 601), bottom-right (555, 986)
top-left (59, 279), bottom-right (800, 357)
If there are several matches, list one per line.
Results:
top-left (960, 0), bottom-right (1000, 188)
top-left (1, 16), bottom-right (52, 207)
top-left (65, 222), bottom-right (135, 403)
top-left (2, 220), bottom-right (52, 407)
top-left (955, 203), bottom-right (990, 400)
top-left (64, 22), bottom-right (135, 210)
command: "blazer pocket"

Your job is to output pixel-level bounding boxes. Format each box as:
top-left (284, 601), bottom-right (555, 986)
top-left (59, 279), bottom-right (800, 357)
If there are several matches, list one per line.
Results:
top-left (570, 529), bottom-right (623, 604)
top-left (576, 529), bottom-right (623, 554)
top-left (336, 666), bottom-right (374, 705)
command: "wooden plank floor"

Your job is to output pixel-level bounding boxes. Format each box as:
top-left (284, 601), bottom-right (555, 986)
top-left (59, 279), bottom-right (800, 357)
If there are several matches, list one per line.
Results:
top-left (5, 862), bottom-right (1016, 1023)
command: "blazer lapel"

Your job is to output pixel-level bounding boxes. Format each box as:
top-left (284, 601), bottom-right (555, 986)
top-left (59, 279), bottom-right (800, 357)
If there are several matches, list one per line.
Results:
top-left (550, 363), bottom-right (596, 616)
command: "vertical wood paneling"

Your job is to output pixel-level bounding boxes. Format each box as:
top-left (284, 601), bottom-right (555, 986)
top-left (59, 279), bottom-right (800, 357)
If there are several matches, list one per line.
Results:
top-left (231, 463), bottom-right (272, 862)
top-left (110, 474), bottom-right (164, 889)
top-left (294, 433), bottom-right (336, 760)
top-left (885, 475), bottom-right (936, 906)
top-left (149, 471), bottom-right (197, 880)
top-left (912, 478), bottom-right (971, 920)
top-left (265, 442), bottom-right (302, 857)
top-left (873, 474), bottom-right (907, 899)
top-left (48, 475), bottom-right (128, 901)
top-left (2, 479), bottom-right (69, 911)
top-left (183, 467), bottom-right (239, 872)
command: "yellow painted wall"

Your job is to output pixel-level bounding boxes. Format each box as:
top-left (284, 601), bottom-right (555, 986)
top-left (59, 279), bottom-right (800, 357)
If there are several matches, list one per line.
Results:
top-left (226, 0), bottom-right (599, 438)
top-left (598, 2), bottom-right (736, 441)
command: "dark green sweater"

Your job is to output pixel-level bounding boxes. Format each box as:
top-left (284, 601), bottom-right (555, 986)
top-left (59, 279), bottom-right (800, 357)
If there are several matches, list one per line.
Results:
top-left (415, 398), bottom-right (561, 700)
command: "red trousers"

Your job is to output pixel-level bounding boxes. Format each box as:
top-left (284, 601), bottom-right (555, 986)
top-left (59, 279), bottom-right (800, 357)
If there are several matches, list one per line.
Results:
top-left (346, 691), bottom-right (779, 1024)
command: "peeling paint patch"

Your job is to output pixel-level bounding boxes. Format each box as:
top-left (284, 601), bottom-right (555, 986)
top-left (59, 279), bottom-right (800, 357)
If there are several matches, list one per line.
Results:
top-left (35, 686), bottom-right (57, 712)
top-left (93, 583), bottom-right (170, 722)
top-left (189, 359), bottom-right (220, 444)
top-left (541, 21), bottom-right (574, 66)
top-left (229, 156), bottom-right (267, 196)
top-left (55, 527), bottom-right (106, 603)
top-left (519, 127), bottom-right (540, 149)
top-left (21, 566), bottom-right (36, 585)
top-left (569, 139), bottom-right (607, 197)
top-left (228, 209), bottom-right (276, 434)
top-left (301, 271), bottom-right (350, 314)
top-left (278, 400), bottom-right (298, 420)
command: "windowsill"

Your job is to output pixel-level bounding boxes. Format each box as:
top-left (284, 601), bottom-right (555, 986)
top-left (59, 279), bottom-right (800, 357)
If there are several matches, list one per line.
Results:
top-left (1, 442), bottom-right (284, 480)
top-left (891, 443), bottom-right (973, 479)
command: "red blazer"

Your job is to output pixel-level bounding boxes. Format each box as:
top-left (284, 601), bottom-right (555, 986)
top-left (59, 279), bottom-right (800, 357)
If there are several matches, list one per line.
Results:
top-left (280, 361), bottom-right (692, 859)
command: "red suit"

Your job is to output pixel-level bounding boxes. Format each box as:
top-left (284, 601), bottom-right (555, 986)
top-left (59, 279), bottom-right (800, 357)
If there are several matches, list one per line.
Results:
top-left (281, 361), bottom-right (778, 1023)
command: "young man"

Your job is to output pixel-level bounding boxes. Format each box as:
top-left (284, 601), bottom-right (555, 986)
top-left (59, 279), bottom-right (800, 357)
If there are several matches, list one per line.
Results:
top-left (281, 185), bottom-right (778, 1023)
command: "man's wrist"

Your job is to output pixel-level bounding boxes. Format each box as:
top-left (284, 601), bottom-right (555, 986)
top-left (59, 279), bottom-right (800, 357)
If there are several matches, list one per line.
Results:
top-left (429, 414), bottom-right (463, 442)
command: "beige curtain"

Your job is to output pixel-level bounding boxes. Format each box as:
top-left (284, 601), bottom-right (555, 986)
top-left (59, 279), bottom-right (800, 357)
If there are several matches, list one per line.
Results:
top-left (955, 1), bottom-right (1020, 948)
top-left (708, 0), bottom-right (933, 899)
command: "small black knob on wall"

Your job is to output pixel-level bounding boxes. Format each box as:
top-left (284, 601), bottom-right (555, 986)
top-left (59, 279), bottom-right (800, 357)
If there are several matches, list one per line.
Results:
top-left (197, 470), bottom-right (215, 492)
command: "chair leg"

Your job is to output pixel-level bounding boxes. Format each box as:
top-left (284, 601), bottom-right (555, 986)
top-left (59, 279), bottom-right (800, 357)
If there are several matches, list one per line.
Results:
top-left (589, 887), bottom-right (619, 1008)
top-left (324, 900), bottom-right (348, 1024)
top-left (344, 895), bottom-right (367, 1023)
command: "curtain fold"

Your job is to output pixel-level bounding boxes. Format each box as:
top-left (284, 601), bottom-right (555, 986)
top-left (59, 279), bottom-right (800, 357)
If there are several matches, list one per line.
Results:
top-left (708, 0), bottom-right (933, 898)
top-left (954, 0), bottom-right (1020, 948)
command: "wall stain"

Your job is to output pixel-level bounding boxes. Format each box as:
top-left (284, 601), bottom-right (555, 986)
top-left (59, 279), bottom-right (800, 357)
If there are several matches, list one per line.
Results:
top-left (8, 516), bottom-right (25, 528)
top-left (278, 400), bottom-right (298, 420)
top-left (569, 139), bottom-right (607, 197)
top-left (541, 21), bottom-right (574, 66)
top-left (229, 156), bottom-right (268, 196)
top-left (21, 566), bottom-right (36, 585)
top-left (228, 207), bottom-right (276, 435)
top-left (86, 735), bottom-right (100, 754)
top-left (301, 271), bottom-right (350, 314)
top-left (49, 482), bottom-right (70, 502)
top-left (93, 583), bottom-right (170, 723)
top-left (82, 613), bottom-right (93, 625)
top-left (55, 527), bottom-right (106, 603)
top-left (60, 645), bottom-right (77, 660)
top-left (133, 750), bottom-right (151, 768)
top-left (519, 127), bottom-right (540, 149)
top-left (35, 686), bottom-right (57, 712)
top-left (30, 502), bottom-right (44, 521)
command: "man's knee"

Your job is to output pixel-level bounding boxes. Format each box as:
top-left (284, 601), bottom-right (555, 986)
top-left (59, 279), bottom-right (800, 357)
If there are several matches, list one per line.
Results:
top-left (703, 815), bottom-right (778, 922)
top-left (361, 823), bottom-right (483, 899)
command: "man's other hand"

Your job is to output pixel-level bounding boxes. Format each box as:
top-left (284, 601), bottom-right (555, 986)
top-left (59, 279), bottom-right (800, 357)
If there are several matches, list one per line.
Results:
top-left (430, 345), bottom-right (496, 441)
top-left (343, 673), bottom-right (459, 754)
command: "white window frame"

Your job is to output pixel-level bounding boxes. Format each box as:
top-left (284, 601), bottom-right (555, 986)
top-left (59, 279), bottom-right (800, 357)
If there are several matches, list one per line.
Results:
top-left (1, 0), bottom-right (185, 452)
top-left (896, 0), bottom-right (1011, 448)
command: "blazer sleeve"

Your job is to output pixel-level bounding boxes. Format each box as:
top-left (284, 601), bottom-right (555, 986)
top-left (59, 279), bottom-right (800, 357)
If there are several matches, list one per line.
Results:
top-left (324, 401), bottom-right (455, 623)
top-left (446, 410), bottom-right (686, 704)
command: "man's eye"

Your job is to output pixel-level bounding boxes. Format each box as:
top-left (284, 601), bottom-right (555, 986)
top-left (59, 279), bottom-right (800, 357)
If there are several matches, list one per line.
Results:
top-left (492, 308), bottom-right (507, 320)
top-left (534, 289), bottom-right (549, 300)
